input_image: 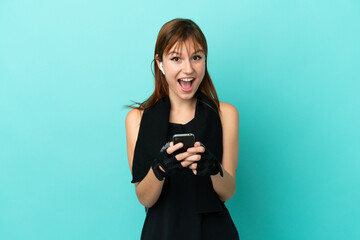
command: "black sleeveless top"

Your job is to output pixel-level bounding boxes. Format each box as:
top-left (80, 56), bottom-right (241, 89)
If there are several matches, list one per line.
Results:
top-left (132, 92), bottom-right (225, 213)
top-left (140, 119), bottom-right (239, 240)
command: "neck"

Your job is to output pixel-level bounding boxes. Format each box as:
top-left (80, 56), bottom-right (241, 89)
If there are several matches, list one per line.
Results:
top-left (168, 93), bottom-right (197, 113)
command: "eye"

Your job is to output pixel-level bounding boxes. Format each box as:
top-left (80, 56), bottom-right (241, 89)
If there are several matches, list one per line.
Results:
top-left (192, 55), bottom-right (202, 61)
top-left (171, 57), bottom-right (180, 61)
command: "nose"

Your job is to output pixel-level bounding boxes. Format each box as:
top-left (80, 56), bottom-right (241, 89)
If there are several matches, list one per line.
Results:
top-left (182, 59), bottom-right (194, 74)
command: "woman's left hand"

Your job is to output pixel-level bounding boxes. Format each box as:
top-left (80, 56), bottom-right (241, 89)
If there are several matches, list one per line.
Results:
top-left (186, 141), bottom-right (223, 177)
top-left (185, 142), bottom-right (203, 175)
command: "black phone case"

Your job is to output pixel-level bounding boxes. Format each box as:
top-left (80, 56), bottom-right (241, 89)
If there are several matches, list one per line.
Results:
top-left (173, 133), bottom-right (195, 152)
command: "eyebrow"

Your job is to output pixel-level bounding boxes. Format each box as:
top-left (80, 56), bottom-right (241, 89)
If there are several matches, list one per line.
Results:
top-left (167, 49), bottom-right (204, 56)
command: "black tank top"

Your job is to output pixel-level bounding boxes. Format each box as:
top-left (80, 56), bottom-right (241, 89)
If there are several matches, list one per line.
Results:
top-left (160, 117), bottom-right (198, 212)
top-left (134, 92), bottom-right (239, 239)
top-left (142, 118), bottom-right (203, 238)
top-left (164, 118), bottom-right (198, 210)
top-left (141, 118), bottom-right (239, 239)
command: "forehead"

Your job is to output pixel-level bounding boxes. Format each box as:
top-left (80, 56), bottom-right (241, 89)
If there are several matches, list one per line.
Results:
top-left (165, 39), bottom-right (203, 56)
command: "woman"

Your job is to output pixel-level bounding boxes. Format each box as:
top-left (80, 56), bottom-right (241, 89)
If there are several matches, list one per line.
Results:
top-left (125, 18), bottom-right (240, 240)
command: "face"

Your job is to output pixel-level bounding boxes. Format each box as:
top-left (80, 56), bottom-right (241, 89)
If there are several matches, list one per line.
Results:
top-left (157, 40), bottom-right (206, 101)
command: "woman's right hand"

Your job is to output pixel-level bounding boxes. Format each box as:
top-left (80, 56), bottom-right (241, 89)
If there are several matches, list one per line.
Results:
top-left (152, 141), bottom-right (201, 180)
top-left (151, 141), bottom-right (185, 180)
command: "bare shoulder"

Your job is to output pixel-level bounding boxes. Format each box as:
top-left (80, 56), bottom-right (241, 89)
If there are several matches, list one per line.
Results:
top-left (125, 108), bottom-right (143, 142)
top-left (219, 102), bottom-right (239, 178)
top-left (125, 108), bottom-right (144, 172)
top-left (126, 108), bottom-right (143, 124)
top-left (219, 101), bottom-right (239, 122)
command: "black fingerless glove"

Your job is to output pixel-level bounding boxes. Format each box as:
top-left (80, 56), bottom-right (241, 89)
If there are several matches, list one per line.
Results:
top-left (196, 142), bottom-right (223, 177)
top-left (151, 142), bottom-right (183, 181)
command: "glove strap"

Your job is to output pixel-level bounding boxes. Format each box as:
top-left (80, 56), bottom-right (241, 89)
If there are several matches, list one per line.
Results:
top-left (152, 160), bottom-right (166, 181)
top-left (200, 142), bottom-right (224, 177)
top-left (217, 160), bottom-right (224, 177)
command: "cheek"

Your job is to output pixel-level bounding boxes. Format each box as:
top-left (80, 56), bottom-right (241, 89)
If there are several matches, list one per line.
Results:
top-left (197, 64), bottom-right (206, 77)
top-left (164, 77), bottom-right (173, 86)
top-left (166, 66), bottom-right (180, 78)
top-left (197, 60), bottom-right (206, 71)
top-left (164, 74), bottom-right (177, 86)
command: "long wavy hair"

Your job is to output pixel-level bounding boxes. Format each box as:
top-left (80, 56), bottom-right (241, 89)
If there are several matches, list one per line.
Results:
top-left (125, 18), bottom-right (220, 114)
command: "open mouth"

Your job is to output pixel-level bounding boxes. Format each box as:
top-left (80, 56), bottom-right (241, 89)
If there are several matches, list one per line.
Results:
top-left (177, 78), bottom-right (195, 92)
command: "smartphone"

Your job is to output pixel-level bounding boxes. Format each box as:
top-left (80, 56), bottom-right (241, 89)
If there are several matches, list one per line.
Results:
top-left (173, 133), bottom-right (195, 152)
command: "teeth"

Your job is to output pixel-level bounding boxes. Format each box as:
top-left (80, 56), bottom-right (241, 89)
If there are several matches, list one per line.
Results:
top-left (178, 78), bottom-right (194, 82)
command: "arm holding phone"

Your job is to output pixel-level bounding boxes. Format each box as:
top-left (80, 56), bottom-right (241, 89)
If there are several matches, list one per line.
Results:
top-left (131, 141), bottom-right (185, 208)
top-left (126, 109), bottom-right (186, 208)
top-left (135, 139), bottom-right (205, 208)
top-left (186, 102), bottom-right (239, 202)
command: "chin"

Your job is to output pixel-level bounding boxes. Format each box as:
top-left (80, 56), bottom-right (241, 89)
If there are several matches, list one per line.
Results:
top-left (179, 89), bottom-right (199, 100)
top-left (181, 94), bottom-right (195, 100)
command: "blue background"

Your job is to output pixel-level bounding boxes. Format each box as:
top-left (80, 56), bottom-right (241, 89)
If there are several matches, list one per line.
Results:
top-left (1, 0), bottom-right (359, 239)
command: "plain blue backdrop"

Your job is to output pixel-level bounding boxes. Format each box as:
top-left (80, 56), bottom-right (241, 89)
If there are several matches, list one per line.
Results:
top-left (0, 0), bottom-right (359, 239)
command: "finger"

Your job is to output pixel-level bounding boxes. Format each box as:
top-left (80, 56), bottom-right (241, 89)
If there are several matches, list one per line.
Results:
top-left (181, 159), bottom-right (199, 167)
top-left (175, 151), bottom-right (196, 161)
top-left (187, 145), bottom-right (205, 154)
top-left (183, 154), bottom-right (201, 162)
top-left (166, 142), bottom-right (183, 154)
top-left (187, 142), bottom-right (202, 153)
top-left (180, 157), bottom-right (200, 167)
top-left (188, 163), bottom-right (194, 169)
top-left (188, 163), bottom-right (197, 170)
top-left (192, 169), bottom-right (197, 175)
top-left (181, 160), bottom-right (193, 168)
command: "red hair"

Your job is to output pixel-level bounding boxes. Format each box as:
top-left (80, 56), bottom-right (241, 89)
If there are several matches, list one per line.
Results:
top-left (126, 18), bottom-right (220, 113)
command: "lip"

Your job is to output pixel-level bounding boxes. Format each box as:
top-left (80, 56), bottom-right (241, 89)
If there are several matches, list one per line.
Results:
top-left (178, 78), bottom-right (195, 92)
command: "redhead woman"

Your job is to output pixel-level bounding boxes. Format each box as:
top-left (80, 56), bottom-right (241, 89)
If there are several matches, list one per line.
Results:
top-left (125, 18), bottom-right (240, 240)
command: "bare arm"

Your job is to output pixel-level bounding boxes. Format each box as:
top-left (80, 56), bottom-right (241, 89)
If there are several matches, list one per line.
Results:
top-left (125, 109), bottom-right (164, 208)
top-left (186, 102), bottom-right (239, 202)
top-left (125, 109), bottom-right (183, 208)
top-left (209, 102), bottom-right (239, 202)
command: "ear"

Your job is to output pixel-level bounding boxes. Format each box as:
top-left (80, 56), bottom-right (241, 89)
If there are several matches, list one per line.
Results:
top-left (155, 54), bottom-right (161, 70)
